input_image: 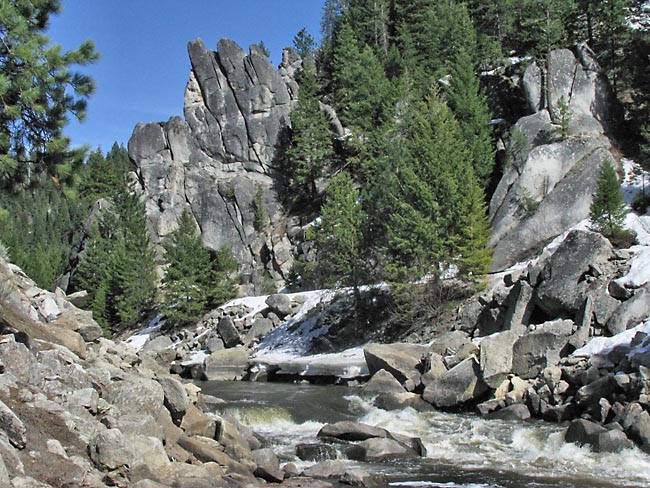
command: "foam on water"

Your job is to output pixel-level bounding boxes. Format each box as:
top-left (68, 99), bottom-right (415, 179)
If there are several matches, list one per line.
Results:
top-left (390, 483), bottom-right (496, 488)
top-left (344, 394), bottom-right (650, 486)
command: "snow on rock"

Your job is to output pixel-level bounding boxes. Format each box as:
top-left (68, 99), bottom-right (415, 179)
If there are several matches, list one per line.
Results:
top-left (250, 347), bottom-right (368, 379)
top-left (573, 319), bottom-right (650, 358)
top-left (614, 159), bottom-right (650, 289)
top-left (125, 314), bottom-right (165, 352)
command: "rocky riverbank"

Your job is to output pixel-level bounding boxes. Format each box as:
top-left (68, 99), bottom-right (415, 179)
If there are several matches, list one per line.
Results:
top-left (131, 226), bottom-right (650, 457)
top-left (0, 258), bottom-right (408, 487)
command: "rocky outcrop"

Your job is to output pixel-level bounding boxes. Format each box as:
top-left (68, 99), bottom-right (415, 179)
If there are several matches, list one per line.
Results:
top-left (358, 229), bottom-right (650, 452)
top-left (316, 421), bottom-right (427, 461)
top-left (1, 258), bottom-right (374, 487)
top-left (129, 39), bottom-right (304, 291)
top-left (489, 45), bottom-right (618, 271)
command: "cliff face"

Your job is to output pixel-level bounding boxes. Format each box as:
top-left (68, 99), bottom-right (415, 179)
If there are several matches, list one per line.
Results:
top-left (128, 39), bottom-right (302, 290)
top-left (489, 45), bottom-right (618, 271)
top-left (128, 38), bottom-right (619, 286)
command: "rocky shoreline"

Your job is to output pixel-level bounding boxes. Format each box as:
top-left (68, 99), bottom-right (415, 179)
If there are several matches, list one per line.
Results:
top-left (0, 258), bottom-right (400, 487)
top-left (137, 229), bottom-right (650, 457)
top-left (2, 222), bottom-right (650, 486)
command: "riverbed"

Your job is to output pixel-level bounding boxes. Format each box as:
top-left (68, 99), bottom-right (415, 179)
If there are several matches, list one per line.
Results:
top-left (198, 381), bottom-right (650, 488)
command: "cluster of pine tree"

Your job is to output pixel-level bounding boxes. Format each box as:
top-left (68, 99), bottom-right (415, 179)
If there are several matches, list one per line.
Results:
top-left (288, 0), bottom-right (496, 291)
top-left (288, 0), bottom-right (650, 294)
top-left (0, 143), bottom-right (131, 290)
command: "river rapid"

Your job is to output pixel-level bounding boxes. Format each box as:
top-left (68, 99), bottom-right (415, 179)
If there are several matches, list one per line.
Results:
top-left (199, 381), bottom-right (650, 488)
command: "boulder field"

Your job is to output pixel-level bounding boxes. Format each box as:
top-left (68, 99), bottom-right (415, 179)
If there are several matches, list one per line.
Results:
top-left (0, 258), bottom-right (408, 487)
top-left (138, 229), bottom-right (650, 455)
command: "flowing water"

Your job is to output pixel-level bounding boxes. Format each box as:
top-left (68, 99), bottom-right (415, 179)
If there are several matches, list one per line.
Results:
top-left (199, 381), bottom-right (650, 488)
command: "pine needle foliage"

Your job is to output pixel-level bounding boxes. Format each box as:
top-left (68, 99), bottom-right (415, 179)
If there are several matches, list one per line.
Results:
top-left (590, 160), bottom-right (627, 238)
top-left (0, 0), bottom-right (98, 188)
top-left (162, 210), bottom-right (237, 329)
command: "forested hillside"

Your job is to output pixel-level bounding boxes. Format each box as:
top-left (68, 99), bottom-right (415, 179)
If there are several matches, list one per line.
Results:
top-left (2, 0), bottom-right (649, 336)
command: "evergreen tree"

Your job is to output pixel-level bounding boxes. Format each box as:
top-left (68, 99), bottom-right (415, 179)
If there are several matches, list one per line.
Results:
top-left (74, 192), bottom-right (157, 333)
top-left (0, 0), bottom-right (98, 187)
top-left (387, 90), bottom-right (491, 279)
top-left (447, 45), bottom-right (495, 186)
top-left (75, 218), bottom-right (115, 331)
top-left (309, 171), bottom-right (367, 295)
top-left (590, 160), bottom-right (627, 238)
top-left (293, 28), bottom-right (316, 59)
top-left (513, 0), bottom-right (576, 58)
top-left (455, 169), bottom-right (493, 278)
top-left (162, 210), bottom-right (237, 329)
top-left (79, 143), bottom-right (131, 205)
top-left (285, 65), bottom-right (334, 203)
top-left (467, 0), bottom-right (518, 61)
top-left (329, 19), bottom-right (393, 143)
top-left (0, 178), bottom-right (84, 288)
top-left (346, 0), bottom-right (391, 59)
top-left (110, 193), bottom-right (157, 329)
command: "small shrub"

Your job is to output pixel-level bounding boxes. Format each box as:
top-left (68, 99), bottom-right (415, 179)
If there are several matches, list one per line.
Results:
top-left (554, 96), bottom-right (572, 140)
top-left (607, 229), bottom-right (637, 249)
top-left (508, 128), bottom-right (531, 167)
top-left (632, 192), bottom-right (650, 214)
top-left (252, 186), bottom-right (267, 231)
top-left (517, 187), bottom-right (539, 215)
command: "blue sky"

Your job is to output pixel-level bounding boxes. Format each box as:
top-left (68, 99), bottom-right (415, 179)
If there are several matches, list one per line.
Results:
top-left (48, 1), bottom-right (325, 153)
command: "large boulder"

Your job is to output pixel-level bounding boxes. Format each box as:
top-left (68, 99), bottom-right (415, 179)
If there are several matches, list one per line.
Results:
top-left (317, 421), bottom-right (389, 442)
top-left (202, 346), bottom-right (250, 381)
top-left (156, 376), bottom-right (189, 424)
top-left (217, 316), bottom-right (241, 348)
top-left (606, 283), bottom-right (650, 335)
top-left (106, 376), bottom-right (165, 418)
top-left (511, 320), bottom-right (574, 379)
top-left (565, 419), bottom-right (633, 453)
top-left (479, 330), bottom-right (518, 388)
top-left (265, 294), bottom-right (292, 318)
top-left (0, 399), bottom-right (26, 449)
top-left (422, 357), bottom-right (488, 408)
top-left (363, 343), bottom-right (427, 384)
top-left (346, 437), bottom-right (421, 462)
top-left (534, 230), bottom-right (614, 318)
top-left (89, 429), bottom-right (136, 471)
top-left (363, 369), bottom-right (406, 394)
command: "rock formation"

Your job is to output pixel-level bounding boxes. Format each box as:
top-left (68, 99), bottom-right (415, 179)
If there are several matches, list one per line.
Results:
top-left (128, 39), bottom-right (303, 291)
top-left (489, 45), bottom-right (618, 271)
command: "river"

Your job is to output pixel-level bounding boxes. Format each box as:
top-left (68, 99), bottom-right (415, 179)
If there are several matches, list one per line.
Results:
top-left (198, 381), bottom-right (650, 488)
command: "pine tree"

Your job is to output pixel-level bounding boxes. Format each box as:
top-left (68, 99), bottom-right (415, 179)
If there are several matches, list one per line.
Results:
top-left (447, 45), bottom-right (495, 186)
top-left (346, 0), bottom-right (391, 59)
top-left (0, 0), bottom-right (98, 187)
top-left (387, 89), bottom-right (491, 279)
top-left (293, 28), bottom-right (316, 59)
top-left (163, 211), bottom-right (212, 328)
top-left (285, 65), bottom-right (334, 203)
top-left (455, 170), bottom-right (493, 278)
top-left (110, 192), bottom-right (157, 329)
top-left (162, 210), bottom-right (237, 329)
top-left (73, 192), bottom-right (157, 332)
top-left (309, 171), bottom-right (367, 295)
top-left (79, 143), bottom-right (131, 205)
top-left (328, 19), bottom-right (394, 134)
top-left (590, 160), bottom-right (627, 238)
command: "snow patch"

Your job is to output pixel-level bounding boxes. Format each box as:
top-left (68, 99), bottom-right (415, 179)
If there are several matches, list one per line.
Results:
top-left (573, 318), bottom-right (650, 360)
top-left (125, 314), bottom-right (164, 352)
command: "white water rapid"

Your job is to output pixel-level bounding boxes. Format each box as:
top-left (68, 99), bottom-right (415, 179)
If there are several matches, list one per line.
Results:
top-left (199, 381), bottom-right (650, 488)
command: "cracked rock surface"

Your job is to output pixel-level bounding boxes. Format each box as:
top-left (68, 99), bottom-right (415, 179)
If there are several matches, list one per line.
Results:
top-left (128, 39), bottom-right (301, 290)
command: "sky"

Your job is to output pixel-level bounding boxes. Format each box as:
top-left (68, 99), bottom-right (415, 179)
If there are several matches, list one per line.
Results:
top-left (47, 1), bottom-right (325, 153)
